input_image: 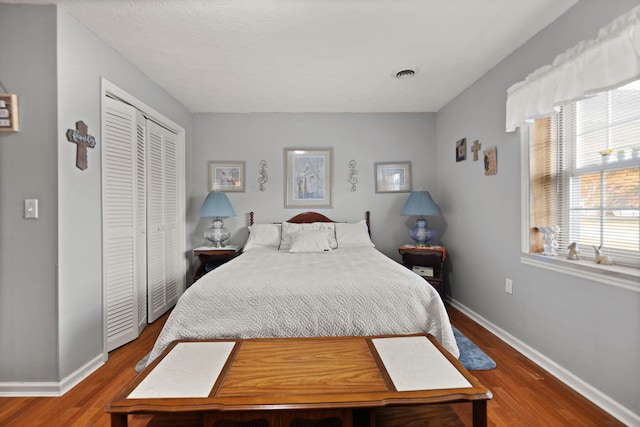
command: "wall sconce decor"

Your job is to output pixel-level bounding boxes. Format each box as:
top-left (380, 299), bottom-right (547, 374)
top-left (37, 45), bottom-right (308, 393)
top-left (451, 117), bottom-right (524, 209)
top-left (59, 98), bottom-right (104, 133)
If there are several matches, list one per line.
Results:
top-left (347, 160), bottom-right (358, 192)
top-left (258, 160), bottom-right (268, 191)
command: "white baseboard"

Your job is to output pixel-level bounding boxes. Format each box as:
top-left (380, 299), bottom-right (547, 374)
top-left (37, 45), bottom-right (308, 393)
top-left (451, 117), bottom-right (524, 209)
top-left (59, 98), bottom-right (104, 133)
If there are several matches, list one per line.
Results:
top-left (0, 353), bottom-right (104, 397)
top-left (449, 298), bottom-right (640, 427)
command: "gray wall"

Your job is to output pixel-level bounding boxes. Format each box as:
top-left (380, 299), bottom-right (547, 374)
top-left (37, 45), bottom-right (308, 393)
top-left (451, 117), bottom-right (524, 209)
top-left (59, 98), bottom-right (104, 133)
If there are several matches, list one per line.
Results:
top-left (55, 6), bottom-right (192, 379)
top-left (0, 3), bottom-right (192, 387)
top-left (1, 0), bottom-right (637, 421)
top-left (190, 113), bottom-right (438, 261)
top-left (0, 4), bottom-right (59, 382)
top-left (436, 0), bottom-right (640, 418)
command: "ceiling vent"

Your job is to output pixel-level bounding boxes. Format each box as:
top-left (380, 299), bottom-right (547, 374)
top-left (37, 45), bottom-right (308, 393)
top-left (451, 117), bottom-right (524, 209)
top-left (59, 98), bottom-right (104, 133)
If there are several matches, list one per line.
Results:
top-left (393, 68), bottom-right (418, 79)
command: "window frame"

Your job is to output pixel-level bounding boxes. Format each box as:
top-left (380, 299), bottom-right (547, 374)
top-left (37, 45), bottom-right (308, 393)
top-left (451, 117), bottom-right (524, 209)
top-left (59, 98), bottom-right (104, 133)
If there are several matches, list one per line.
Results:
top-left (520, 125), bottom-right (640, 293)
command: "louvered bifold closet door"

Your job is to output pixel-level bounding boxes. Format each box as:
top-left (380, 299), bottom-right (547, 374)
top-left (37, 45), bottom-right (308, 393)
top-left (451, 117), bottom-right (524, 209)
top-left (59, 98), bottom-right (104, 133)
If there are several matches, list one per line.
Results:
top-left (162, 130), bottom-right (180, 309)
top-left (135, 112), bottom-right (148, 331)
top-left (146, 120), bottom-right (181, 323)
top-left (102, 97), bottom-right (140, 351)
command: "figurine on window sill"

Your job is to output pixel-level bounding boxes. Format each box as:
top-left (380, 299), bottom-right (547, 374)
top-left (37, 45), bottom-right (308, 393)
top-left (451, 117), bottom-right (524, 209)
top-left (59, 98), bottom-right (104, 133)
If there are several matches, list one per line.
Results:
top-left (567, 242), bottom-right (580, 260)
top-left (537, 225), bottom-right (560, 256)
top-left (593, 245), bottom-right (614, 265)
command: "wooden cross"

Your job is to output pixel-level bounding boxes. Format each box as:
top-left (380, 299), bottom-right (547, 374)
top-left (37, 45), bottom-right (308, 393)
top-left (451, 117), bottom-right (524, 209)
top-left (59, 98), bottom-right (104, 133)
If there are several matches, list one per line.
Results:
top-left (66, 121), bottom-right (96, 170)
top-left (471, 139), bottom-right (481, 161)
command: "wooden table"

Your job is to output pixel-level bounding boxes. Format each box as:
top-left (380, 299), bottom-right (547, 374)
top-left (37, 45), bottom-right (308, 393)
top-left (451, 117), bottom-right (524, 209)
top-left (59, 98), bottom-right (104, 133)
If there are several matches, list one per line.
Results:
top-left (106, 334), bottom-right (491, 427)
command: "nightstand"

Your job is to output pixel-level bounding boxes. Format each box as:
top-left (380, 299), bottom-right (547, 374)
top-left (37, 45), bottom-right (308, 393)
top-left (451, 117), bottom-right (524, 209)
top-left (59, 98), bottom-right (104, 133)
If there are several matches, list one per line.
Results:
top-left (192, 245), bottom-right (242, 283)
top-left (398, 244), bottom-right (447, 297)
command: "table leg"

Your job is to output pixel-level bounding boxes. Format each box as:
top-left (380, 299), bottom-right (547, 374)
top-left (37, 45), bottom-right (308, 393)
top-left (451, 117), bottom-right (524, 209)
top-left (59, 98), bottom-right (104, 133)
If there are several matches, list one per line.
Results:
top-left (110, 413), bottom-right (127, 427)
top-left (353, 408), bottom-right (374, 427)
top-left (472, 400), bottom-right (487, 427)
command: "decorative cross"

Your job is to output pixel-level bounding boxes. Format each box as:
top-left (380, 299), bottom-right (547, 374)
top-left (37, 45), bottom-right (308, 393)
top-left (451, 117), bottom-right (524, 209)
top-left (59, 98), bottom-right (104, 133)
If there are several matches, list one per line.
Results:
top-left (66, 121), bottom-right (96, 170)
top-left (471, 139), bottom-right (482, 161)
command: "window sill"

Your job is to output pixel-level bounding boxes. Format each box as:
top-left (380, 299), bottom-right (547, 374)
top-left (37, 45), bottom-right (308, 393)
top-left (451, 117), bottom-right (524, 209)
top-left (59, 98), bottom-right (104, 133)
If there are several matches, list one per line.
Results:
top-left (520, 253), bottom-right (640, 293)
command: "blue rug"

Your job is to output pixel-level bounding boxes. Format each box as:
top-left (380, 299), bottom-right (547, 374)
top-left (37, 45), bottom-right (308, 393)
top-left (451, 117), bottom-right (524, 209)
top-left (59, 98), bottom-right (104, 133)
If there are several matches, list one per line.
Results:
top-left (453, 326), bottom-right (496, 370)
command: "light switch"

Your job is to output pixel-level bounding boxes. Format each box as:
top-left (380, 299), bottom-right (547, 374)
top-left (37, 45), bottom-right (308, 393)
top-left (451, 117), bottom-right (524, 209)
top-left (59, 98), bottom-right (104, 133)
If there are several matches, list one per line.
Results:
top-left (25, 199), bottom-right (38, 219)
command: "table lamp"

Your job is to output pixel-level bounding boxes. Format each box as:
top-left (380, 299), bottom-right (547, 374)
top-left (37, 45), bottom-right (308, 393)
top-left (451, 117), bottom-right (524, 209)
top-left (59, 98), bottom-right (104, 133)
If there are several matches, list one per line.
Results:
top-left (401, 190), bottom-right (440, 247)
top-left (199, 192), bottom-right (236, 247)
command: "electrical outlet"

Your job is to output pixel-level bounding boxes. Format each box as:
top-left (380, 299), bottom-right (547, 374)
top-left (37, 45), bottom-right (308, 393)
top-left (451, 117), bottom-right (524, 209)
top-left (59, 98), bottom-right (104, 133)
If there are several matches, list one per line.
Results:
top-left (505, 278), bottom-right (513, 295)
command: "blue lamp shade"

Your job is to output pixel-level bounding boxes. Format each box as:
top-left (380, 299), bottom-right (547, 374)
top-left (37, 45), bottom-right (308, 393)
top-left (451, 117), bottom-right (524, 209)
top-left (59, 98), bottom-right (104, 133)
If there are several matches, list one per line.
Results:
top-left (200, 192), bottom-right (237, 218)
top-left (401, 190), bottom-right (440, 247)
top-left (200, 192), bottom-right (236, 247)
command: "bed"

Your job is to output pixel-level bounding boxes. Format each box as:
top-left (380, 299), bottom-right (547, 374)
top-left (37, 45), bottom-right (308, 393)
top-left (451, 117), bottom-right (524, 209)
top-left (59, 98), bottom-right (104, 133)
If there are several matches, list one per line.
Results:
top-left (144, 211), bottom-right (459, 368)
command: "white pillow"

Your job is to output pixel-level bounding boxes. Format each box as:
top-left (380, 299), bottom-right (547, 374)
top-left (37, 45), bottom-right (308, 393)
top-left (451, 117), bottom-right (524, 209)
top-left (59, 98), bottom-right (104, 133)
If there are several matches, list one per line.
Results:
top-left (279, 222), bottom-right (337, 250)
top-left (244, 223), bottom-right (282, 252)
top-left (335, 220), bottom-right (375, 248)
top-left (288, 230), bottom-right (331, 253)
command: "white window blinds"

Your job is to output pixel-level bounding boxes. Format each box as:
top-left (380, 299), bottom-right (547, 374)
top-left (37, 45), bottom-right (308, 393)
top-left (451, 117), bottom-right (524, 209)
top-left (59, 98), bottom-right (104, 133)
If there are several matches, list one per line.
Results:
top-left (530, 81), bottom-right (640, 267)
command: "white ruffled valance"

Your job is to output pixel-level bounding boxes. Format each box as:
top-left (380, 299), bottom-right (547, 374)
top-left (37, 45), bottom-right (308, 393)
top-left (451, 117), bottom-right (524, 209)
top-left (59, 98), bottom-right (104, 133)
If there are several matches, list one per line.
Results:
top-left (506, 5), bottom-right (640, 132)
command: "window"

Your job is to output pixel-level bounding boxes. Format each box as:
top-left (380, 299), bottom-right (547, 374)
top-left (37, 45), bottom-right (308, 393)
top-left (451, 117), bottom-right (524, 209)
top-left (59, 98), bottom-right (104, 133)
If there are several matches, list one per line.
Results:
top-left (528, 80), bottom-right (640, 268)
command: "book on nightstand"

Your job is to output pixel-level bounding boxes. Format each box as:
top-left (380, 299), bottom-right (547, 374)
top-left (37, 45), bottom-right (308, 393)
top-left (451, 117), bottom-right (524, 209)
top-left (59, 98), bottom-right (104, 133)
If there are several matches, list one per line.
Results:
top-left (412, 266), bottom-right (434, 277)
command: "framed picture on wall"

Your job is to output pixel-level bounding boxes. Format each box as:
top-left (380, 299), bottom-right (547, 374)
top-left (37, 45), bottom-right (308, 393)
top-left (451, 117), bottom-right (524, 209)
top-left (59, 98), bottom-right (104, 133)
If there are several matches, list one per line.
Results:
top-left (284, 148), bottom-right (333, 208)
top-left (208, 161), bottom-right (246, 192)
top-left (374, 161), bottom-right (412, 193)
top-left (484, 147), bottom-right (498, 176)
top-left (456, 138), bottom-right (467, 162)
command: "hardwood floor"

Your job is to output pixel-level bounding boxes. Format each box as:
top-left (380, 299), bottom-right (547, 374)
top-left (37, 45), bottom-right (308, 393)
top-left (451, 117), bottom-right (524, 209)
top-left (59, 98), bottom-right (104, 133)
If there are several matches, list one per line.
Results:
top-left (0, 307), bottom-right (624, 427)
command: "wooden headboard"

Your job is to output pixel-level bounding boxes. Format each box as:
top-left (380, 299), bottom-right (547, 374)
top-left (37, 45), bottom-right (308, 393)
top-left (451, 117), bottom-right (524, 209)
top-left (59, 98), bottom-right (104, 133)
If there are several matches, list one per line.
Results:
top-left (249, 211), bottom-right (371, 235)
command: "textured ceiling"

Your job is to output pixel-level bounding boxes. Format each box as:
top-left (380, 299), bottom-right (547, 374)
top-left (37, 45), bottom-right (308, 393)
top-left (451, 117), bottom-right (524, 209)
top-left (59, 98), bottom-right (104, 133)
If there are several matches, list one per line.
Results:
top-left (3, 0), bottom-right (577, 113)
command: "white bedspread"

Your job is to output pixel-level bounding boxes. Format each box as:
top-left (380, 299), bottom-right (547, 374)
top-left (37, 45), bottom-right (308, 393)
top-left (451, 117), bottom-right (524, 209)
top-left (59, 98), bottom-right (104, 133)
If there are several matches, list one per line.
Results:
top-left (145, 247), bottom-right (459, 367)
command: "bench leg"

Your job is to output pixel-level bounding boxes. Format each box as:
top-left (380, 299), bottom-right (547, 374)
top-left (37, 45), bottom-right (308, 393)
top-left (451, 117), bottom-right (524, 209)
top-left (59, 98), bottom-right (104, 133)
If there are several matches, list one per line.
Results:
top-left (110, 413), bottom-right (127, 427)
top-left (353, 408), bottom-right (374, 427)
top-left (472, 400), bottom-right (487, 427)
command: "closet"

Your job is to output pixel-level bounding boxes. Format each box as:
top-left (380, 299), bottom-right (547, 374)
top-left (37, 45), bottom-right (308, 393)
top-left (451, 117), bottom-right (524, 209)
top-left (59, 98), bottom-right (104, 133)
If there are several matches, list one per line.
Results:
top-left (145, 120), bottom-right (181, 323)
top-left (102, 95), bottom-right (184, 352)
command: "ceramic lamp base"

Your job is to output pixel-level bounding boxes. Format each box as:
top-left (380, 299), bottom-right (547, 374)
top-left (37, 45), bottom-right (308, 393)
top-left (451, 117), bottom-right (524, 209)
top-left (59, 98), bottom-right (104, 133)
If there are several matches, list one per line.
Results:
top-left (204, 218), bottom-right (231, 248)
top-left (409, 218), bottom-right (435, 247)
